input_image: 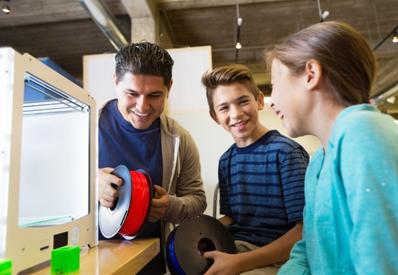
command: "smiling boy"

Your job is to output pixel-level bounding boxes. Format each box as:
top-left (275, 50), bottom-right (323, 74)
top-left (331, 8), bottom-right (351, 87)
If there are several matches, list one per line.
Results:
top-left (201, 64), bottom-right (309, 275)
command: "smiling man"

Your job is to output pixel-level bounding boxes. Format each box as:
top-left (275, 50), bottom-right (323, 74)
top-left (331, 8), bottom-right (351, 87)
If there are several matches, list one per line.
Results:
top-left (98, 42), bottom-right (206, 274)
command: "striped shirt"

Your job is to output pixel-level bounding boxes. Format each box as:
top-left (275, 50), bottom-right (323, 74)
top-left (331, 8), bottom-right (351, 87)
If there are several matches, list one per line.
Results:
top-left (219, 130), bottom-right (309, 246)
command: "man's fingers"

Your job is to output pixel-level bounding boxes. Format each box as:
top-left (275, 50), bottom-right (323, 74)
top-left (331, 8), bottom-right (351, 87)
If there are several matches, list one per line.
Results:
top-left (108, 174), bottom-right (123, 188)
top-left (100, 198), bottom-right (114, 208)
top-left (153, 185), bottom-right (167, 196)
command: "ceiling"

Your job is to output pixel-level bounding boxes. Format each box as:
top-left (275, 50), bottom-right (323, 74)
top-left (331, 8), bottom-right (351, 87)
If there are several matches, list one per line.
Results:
top-left (0, 0), bottom-right (397, 101)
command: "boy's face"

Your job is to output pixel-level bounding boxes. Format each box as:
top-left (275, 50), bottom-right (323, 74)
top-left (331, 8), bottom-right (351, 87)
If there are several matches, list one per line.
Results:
top-left (211, 83), bottom-right (264, 147)
top-left (270, 59), bottom-right (308, 138)
top-left (114, 72), bottom-right (170, 129)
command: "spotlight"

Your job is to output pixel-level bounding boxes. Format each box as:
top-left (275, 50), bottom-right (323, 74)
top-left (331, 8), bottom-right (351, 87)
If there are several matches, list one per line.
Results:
top-left (393, 31), bottom-right (398, 44)
top-left (387, 96), bottom-right (396, 104)
top-left (235, 42), bottom-right (242, 50)
top-left (321, 10), bottom-right (330, 20)
top-left (2, 0), bottom-right (10, 14)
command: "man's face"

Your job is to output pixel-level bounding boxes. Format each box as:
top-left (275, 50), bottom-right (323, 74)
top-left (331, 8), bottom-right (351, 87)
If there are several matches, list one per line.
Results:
top-left (114, 73), bottom-right (170, 129)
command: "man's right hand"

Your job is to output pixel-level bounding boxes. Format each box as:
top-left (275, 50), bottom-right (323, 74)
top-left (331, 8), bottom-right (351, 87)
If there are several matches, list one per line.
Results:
top-left (98, 167), bottom-right (123, 208)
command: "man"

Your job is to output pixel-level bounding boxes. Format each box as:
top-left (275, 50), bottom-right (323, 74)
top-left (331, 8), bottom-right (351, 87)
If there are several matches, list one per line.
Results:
top-left (98, 42), bottom-right (207, 274)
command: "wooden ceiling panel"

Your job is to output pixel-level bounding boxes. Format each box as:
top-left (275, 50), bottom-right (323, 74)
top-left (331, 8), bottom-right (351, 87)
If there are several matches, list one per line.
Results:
top-left (0, 0), bottom-right (396, 97)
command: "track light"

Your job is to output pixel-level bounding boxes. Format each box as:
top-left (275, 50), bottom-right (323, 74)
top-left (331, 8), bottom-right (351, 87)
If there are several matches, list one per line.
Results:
top-left (2, 0), bottom-right (10, 14)
top-left (374, 26), bottom-right (398, 50)
top-left (235, 3), bottom-right (243, 63)
top-left (320, 10), bottom-right (330, 21)
top-left (393, 29), bottom-right (398, 44)
top-left (316, 0), bottom-right (330, 22)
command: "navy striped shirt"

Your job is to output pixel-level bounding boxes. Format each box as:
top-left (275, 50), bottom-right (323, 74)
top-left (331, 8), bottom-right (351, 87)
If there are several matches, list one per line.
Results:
top-left (219, 130), bottom-right (309, 246)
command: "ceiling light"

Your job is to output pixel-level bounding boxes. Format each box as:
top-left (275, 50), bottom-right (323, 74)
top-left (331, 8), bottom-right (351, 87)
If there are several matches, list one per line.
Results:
top-left (393, 34), bottom-right (398, 44)
top-left (235, 42), bottom-right (242, 49)
top-left (387, 96), bottom-right (396, 104)
top-left (2, 0), bottom-right (10, 14)
top-left (316, 0), bottom-right (330, 22)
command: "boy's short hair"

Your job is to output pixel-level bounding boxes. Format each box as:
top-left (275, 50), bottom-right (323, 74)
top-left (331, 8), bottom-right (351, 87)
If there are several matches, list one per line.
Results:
top-left (201, 64), bottom-right (261, 116)
top-left (266, 21), bottom-right (376, 106)
top-left (115, 42), bottom-right (174, 86)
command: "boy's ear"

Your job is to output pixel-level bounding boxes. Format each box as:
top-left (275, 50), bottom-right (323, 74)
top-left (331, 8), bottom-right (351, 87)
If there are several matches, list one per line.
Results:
top-left (304, 59), bottom-right (322, 90)
top-left (257, 92), bottom-right (265, 111)
top-left (210, 111), bottom-right (220, 124)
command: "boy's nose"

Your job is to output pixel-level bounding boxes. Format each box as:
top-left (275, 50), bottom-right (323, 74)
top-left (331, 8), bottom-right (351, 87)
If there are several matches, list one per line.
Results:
top-left (230, 105), bottom-right (243, 118)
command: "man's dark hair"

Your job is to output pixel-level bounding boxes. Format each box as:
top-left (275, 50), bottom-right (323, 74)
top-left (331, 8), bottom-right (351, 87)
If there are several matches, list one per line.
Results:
top-left (115, 42), bottom-right (174, 85)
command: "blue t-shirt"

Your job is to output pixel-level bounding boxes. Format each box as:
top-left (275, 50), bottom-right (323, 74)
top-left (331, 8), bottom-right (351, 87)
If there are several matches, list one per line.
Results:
top-left (99, 99), bottom-right (163, 239)
top-left (219, 130), bottom-right (309, 246)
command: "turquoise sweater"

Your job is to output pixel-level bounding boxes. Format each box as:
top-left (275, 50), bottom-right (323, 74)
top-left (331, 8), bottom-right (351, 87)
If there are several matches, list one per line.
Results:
top-left (279, 104), bottom-right (398, 275)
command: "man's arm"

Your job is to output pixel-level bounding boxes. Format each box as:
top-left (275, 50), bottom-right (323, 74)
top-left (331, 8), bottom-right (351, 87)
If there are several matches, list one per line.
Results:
top-left (162, 130), bottom-right (207, 223)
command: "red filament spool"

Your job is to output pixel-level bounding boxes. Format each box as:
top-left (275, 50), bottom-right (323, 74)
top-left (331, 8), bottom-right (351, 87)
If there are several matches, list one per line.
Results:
top-left (99, 165), bottom-right (153, 239)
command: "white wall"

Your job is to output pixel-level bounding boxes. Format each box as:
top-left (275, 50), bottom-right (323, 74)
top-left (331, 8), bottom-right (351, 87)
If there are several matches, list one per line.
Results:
top-left (83, 46), bottom-right (321, 218)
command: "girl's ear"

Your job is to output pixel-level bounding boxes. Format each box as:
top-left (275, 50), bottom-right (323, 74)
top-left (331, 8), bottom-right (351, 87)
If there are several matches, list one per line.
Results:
top-left (304, 59), bottom-right (322, 90)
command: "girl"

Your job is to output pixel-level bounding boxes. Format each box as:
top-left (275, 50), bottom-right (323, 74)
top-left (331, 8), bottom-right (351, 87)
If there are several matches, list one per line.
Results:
top-left (268, 21), bottom-right (398, 274)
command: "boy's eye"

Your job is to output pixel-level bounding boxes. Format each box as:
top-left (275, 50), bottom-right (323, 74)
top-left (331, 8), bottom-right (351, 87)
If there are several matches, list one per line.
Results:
top-left (239, 99), bottom-right (249, 105)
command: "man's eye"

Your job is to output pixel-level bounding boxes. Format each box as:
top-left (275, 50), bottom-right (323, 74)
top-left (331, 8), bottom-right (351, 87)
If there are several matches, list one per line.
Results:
top-left (125, 91), bottom-right (138, 97)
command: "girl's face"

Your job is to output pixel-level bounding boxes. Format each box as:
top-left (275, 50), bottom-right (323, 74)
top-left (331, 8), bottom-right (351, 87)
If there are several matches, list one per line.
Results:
top-left (270, 59), bottom-right (311, 138)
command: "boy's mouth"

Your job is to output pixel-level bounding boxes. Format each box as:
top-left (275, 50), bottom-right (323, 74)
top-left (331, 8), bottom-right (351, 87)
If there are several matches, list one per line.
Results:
top-left (231, 120), bottom-right (248, 129)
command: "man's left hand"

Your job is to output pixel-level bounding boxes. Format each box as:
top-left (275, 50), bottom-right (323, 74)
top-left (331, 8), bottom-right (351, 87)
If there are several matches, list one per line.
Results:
top-left (148, 185), bottom-right (170, 222)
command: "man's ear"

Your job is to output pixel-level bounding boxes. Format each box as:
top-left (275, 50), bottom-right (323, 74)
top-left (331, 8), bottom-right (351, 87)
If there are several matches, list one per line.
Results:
top-left (304, 59), bottom-right (322, 90)
top-left (210, 111), bottom-right (220, 124)
top-left (166, 79), bottom-right (173, 97)
top-left (113, 73), bottom-right (119, 88)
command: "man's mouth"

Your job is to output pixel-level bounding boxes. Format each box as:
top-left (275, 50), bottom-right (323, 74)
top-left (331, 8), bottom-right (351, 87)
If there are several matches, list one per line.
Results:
top-left (131, 109), bottom-right (150, 117)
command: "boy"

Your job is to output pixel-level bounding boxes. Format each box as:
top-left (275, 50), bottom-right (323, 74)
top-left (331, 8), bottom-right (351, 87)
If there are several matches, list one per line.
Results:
top-left (201, 64), bottom-right (309, 275)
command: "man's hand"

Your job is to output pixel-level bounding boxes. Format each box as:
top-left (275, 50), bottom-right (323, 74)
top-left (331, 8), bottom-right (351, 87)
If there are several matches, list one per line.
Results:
top-left (148, 185), bottom-right (170, 222)
top-left (203, 251), bottom-right (241, 275)
top-left (98, 167), bottom-right (123, 208)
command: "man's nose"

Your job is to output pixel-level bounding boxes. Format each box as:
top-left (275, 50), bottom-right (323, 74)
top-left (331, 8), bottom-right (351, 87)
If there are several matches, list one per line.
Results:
top-left (136, 96), bottom-right (150, 112)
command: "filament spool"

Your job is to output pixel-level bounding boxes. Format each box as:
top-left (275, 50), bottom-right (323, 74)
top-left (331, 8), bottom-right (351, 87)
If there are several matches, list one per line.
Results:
top-left (99, 165), bottom-right (153, 239)
top-left (166, 215), bottom-right (237, 275)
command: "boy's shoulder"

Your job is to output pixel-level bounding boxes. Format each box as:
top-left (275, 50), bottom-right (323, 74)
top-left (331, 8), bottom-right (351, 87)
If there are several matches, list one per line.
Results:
top-left (262, 130), bottom-right (305, 153)
top-left (219, 143), bottom-right (236, 163)
top-left (218, 130), bottom-right (307, 162)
